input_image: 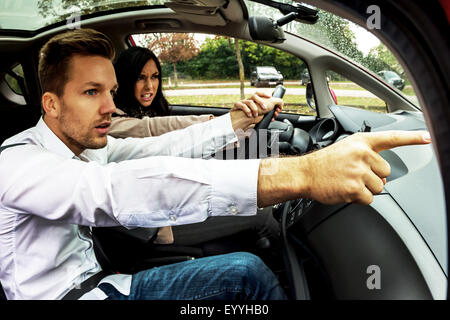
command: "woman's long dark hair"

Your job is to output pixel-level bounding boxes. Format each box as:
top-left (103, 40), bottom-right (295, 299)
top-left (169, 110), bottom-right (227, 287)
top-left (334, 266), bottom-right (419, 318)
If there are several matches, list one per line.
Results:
top-left (113, 46), bottom-right (170, 118)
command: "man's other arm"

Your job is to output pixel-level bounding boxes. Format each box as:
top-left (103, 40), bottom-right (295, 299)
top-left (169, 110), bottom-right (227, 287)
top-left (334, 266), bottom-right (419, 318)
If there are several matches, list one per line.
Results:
top-left (257, 130), bottom-right (432, 207)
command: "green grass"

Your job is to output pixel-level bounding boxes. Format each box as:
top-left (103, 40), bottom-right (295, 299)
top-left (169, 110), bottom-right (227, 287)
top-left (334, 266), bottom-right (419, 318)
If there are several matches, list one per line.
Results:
top-left (162, 81), bottom-right (417, 98)
top-left (167, 94), bottom-right (387, 115)
top-left (168, 94), bottom-right (241, 107)
top-left (163, 84), bottom-right (246, 90)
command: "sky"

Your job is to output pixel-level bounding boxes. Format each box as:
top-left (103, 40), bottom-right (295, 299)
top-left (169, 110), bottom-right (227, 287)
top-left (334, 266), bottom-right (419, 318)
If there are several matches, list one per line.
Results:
top-left (349, 22), bottom-right (381, 55)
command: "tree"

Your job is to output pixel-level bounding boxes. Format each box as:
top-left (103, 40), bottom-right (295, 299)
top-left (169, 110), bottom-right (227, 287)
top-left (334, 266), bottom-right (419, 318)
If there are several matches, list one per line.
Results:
top-left (179, 37), bottom-right (237, 79)
top-left (234, 39), bottom-right (245, 100)
top-left (367, 43), bottom-right (405, 76)
top-left (296, 10), bottom-right (364, 63)
top-left (148, 33), bottom-right (199, 87)
top-left (242, 41), bottom-right (304, 79)
top-left (37, 0), bottom-right (163, 25)
top-left (220, 36), bottom-right (245, 98)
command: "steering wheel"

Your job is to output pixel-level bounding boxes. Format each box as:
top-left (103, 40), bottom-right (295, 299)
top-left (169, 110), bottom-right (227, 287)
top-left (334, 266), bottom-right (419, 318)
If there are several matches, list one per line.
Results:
top-left (254, 84), bottom-right (286, 130)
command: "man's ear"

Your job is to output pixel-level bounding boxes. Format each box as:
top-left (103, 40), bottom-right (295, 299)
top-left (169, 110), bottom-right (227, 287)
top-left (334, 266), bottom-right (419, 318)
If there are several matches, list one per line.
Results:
top-left (41, 92), bottom-right (60, 118)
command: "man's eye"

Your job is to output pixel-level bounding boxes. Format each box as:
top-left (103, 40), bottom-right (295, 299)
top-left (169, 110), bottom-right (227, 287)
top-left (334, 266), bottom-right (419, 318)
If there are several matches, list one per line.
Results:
top-left (111, 90), bottom-right (117, 98)
top-left (85, 89), bottom-right (97, 96)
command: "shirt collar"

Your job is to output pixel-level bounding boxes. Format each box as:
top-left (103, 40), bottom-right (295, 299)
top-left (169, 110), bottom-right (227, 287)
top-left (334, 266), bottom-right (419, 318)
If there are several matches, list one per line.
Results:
top-left (35, 117), bottom-right (108, 163)
top-left (36, 117), bottom-right (76, 159)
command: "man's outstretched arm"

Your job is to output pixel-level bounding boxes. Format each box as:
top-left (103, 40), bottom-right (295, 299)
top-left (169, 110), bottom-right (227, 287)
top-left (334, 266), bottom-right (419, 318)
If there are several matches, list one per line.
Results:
top-left (257, 130), bottom-right (432, 207)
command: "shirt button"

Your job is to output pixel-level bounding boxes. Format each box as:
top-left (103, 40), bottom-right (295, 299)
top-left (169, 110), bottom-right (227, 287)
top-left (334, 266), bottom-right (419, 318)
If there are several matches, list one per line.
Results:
top-left (169, 215), bottom-right (177, 222)
top-left (228, 205), bottom-right (239, 215)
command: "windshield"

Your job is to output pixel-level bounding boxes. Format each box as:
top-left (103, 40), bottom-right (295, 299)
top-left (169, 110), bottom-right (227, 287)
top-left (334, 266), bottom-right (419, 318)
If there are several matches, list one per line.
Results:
top-left (258, 67), bottom-right (278, 74)
top-left (383, 71), bottom-right (400, 79)
top-left (244, 0), bottom-right (419, 108)
top-left (0, 0), bottom-right (162, 31)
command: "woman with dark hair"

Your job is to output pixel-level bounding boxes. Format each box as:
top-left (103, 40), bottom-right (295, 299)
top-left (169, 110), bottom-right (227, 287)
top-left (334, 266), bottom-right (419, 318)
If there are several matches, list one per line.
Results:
top-left (114, 46), bottom-right (170, 118)
top-left (110, 46), bottom-right (213, 138)
top-left (106, 46), bottom-right (281, 268)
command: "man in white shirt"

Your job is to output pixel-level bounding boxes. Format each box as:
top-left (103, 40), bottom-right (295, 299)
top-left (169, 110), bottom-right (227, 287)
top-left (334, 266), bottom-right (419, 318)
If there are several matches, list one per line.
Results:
top-left (0, 29), bottom-right (430, 300)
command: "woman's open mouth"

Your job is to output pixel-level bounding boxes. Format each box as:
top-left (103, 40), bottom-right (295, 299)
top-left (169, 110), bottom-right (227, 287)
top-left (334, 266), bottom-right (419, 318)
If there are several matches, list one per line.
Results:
top-left (141, 93), bottom-right (153, 102)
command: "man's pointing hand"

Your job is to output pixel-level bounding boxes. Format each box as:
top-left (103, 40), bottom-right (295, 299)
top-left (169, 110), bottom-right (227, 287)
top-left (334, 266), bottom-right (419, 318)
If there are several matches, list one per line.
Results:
top-left (257, 130), bottom-right (432, 207)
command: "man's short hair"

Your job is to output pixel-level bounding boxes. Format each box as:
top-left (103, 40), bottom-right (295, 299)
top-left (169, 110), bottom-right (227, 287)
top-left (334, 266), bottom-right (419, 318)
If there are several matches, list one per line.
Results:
top-left (38, 28), bottom-right (115, 100)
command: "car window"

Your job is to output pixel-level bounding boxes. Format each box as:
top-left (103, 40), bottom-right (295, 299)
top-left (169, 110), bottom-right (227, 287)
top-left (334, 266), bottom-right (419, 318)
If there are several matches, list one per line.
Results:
top-left (326, 71), bottom-right (388, 113)
top-left (4, 64), bottom-right (24, 96)
top-left (245, 0), bottom-right (420, 110)
top-left (382, 71), bottom-right (398, 80)
top-left (131, 33), bottom-right (317, 116)
top-left (258, 67), bottom-right (278, 74)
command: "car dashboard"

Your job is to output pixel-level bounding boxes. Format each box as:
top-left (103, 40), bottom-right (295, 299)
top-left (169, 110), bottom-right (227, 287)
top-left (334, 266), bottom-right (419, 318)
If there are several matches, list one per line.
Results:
top-left (270, 105), bottom-right (447, 299)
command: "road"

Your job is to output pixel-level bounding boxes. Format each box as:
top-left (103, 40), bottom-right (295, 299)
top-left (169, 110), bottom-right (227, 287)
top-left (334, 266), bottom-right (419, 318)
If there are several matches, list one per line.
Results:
top-left (164, 87), bottom-right (379, 98)
top-left (163, 82), bottom-right (417, 104)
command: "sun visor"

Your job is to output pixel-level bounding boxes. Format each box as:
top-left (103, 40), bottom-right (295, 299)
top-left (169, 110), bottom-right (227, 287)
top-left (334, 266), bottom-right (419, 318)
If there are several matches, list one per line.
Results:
top-left (165, 1), bottom-right (228, 26)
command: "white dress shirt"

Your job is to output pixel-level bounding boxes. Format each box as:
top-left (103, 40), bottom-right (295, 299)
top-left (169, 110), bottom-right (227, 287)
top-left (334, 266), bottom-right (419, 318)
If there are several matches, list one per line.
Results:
top-left (0, 114), bottom-right (261, 300)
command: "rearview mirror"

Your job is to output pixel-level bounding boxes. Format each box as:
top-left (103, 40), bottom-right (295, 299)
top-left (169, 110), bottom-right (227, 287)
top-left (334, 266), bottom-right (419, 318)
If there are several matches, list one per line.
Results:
top-left (248, 16), bottom-right (286, 43)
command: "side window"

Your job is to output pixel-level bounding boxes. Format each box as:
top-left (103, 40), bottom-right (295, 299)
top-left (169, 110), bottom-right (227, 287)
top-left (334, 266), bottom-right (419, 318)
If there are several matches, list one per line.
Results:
top-left (326, 71), bottom-right (388, 113)
top-left (131, 33), bottom-right (316, 116)
top-left (4, 64), bottom-right (25, 96)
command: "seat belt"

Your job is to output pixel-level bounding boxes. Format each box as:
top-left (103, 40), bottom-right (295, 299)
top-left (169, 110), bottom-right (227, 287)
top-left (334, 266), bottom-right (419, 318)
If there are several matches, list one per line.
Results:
top-left (62, 270), bottom-right (109, 300)
top-left (1, 142), bottom-right (111, 299)
top-left (0, 143), bottom-right (27, 154)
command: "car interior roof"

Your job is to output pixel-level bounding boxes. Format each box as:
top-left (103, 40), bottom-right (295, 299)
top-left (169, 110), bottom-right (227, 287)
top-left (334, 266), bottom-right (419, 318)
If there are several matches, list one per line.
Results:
top-left (0, 0), bottom-right (420, 127)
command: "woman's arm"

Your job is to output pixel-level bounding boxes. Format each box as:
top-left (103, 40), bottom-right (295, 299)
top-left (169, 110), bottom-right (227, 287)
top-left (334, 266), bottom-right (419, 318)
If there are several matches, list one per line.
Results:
top-left (109, 114), bottom-right (213, 138)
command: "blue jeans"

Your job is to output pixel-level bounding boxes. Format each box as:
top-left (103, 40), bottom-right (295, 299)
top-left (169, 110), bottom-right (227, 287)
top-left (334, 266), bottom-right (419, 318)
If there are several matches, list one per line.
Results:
top-left (98, 252), bottom-right (287, 300)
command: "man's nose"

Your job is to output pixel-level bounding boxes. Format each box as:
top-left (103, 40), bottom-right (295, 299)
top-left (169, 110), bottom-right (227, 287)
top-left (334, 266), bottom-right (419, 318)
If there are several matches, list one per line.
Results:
top-left (100, 93), bottom-right (116, 115)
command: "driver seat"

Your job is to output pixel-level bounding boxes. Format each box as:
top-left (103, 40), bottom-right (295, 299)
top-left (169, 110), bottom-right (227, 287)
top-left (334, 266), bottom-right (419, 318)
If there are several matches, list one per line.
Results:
top-left (91, 225), bottom-right (277, 275)
top-left (91, 226), bottom-right (200, 274)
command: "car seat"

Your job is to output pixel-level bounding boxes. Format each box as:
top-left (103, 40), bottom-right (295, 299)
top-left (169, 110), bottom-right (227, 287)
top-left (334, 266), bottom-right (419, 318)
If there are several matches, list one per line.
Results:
top-left (91, 225), bottom-right (279, 275)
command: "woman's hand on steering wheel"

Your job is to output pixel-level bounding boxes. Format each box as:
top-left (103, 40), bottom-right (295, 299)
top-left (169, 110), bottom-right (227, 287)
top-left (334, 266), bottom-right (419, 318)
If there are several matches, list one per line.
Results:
top-left (231, 91), bottom-right (283, 124)
top-left (254, 85), bottom-right (286, 130)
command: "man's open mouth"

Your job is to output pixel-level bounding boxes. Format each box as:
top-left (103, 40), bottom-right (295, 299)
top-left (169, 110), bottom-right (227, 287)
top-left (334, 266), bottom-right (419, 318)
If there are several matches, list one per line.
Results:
top-left (95, 122), bottom-right (111, 134)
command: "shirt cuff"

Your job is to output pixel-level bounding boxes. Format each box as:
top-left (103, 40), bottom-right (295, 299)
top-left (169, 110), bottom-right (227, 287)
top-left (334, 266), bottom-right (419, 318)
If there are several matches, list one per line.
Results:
top-left (215, 112), bottom-right (236, 142)
top-left (208, 158), bottom-right (261, 217)
top-left (202, 113), bottom-right (238, 157)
